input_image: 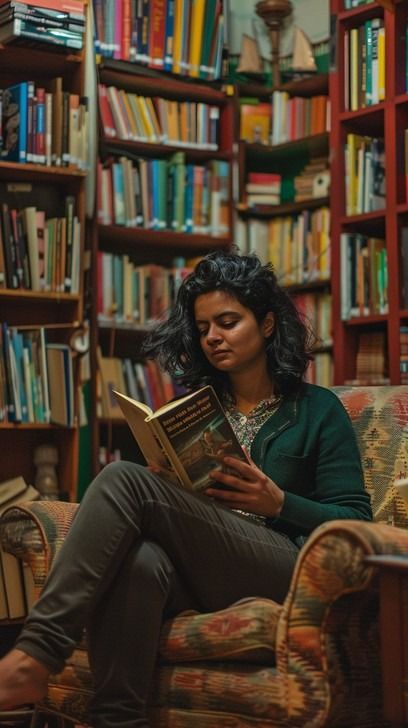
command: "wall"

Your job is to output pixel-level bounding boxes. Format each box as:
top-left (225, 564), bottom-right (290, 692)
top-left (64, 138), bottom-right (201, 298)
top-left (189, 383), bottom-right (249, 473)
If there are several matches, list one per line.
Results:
top-left (228, 0), bottom-right (329, 60)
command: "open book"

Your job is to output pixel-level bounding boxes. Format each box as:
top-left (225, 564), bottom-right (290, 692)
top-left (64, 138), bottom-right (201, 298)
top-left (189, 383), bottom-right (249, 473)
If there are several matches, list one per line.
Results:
top-left (113, 385), bottom-right (247, 491)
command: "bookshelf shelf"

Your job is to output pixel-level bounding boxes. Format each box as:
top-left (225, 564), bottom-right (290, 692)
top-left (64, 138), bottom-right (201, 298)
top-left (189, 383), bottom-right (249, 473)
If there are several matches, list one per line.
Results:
top-left (236, 73), bottom-right (329, 100)
top-left (98, 225), bottom-right (230, 259)
top-left (237, 196), bottom-right (330, 219)
top-left (341, 210), bottom-right (386, 225)
top-left (339, 104), bottom-right (384, 129)
top-left (244, 132), bottom-right (329, 162)
top-left (0, 290), bottom-right (81, 302)
top-left (344, 314), bottom-right (388, 326)
top-left (395, 94), bottom-right (408, 107)
top-left (0, 422), bottom-right (76, 430)
top-left (0, 44), bottom-right (82, 79)
top-left (338, 3), bottom-right (384, 23)
top-left (0, 163), bottom-right (86, 183)
top-left (101, 139), bottom-right (232, 163)
top-left (285, 279), bottom-right (331, 294)
top-left (98, 60), bottom-right (227, 104)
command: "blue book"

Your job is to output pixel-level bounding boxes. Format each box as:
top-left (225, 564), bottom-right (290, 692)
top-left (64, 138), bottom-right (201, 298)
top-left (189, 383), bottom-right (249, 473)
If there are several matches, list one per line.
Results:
top-left (112, 162), bottom-right (126, 225)
top-left (113, 254), bottom-right (124, 321)
top-left (10, 329), bottom-right (28, 422)
top-left (1, 81), bottom-right (28, 163)
top-left (179, 0), bottom-right (191, 75)
top-left (184, 164), bottom-right (194, 233)
top-left (163, 0), bottom-right (174, 71)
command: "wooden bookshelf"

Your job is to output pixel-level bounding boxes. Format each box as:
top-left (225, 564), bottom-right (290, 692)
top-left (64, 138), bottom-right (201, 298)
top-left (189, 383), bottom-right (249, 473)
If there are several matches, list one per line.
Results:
top-left (0, 8), bottom-right (88, 501)
top-left (91, 60), bottom-right (235, 475)
top-left (330, 0), bottom-right (408, 384)
top-left (235, 75), bottom-right (332, 386)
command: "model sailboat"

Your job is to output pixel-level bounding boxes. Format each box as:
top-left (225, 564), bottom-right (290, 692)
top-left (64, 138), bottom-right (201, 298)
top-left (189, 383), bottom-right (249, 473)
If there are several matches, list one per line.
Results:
top-left (291, 27), bottom-right (317, 73)
top-left (236, 33), bottom-right (264, 75)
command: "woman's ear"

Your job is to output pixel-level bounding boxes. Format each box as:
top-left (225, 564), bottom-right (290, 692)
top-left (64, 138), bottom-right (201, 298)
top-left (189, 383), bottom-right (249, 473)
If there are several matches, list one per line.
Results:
top-left (263, 312), bottom-right (274, 338)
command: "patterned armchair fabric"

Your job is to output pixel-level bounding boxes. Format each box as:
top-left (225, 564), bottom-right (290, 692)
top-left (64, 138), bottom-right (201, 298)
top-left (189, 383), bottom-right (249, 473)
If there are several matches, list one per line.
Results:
top-left (1, 386), bottom-right (408, 727)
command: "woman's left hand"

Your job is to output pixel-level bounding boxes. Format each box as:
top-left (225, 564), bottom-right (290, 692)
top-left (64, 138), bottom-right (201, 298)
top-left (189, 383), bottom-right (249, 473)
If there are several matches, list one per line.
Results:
top-left (205, 448), bottom-right (285, 518)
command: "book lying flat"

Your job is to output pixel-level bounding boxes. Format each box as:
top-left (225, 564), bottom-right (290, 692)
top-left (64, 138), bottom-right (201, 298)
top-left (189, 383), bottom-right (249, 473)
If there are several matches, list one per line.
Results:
top-left (113, 385), bottom-right (247, 492)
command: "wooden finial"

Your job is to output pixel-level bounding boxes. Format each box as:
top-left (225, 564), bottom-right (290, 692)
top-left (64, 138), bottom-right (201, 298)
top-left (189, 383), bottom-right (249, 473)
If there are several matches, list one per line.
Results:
top-left (256, 0), bottom-right (293, 88)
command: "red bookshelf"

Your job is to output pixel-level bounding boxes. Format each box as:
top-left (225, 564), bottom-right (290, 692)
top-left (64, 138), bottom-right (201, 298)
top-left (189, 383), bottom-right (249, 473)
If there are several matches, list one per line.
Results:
top-left (330, 0), bottom-right (408, 384)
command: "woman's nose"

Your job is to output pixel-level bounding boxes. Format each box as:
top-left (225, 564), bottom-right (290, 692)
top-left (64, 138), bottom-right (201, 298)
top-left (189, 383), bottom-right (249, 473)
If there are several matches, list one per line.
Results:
top-left (206, 325), bottom-right (222, 343)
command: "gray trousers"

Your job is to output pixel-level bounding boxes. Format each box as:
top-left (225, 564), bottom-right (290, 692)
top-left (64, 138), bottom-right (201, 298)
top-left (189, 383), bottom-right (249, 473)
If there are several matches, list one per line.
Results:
top-left (16, 461), bottom-right (299, 728)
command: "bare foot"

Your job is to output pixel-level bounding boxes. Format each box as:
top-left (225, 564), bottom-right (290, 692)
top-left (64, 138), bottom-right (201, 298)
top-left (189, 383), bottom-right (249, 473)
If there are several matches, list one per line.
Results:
top-left (0, 649), bottom-right (50, 709)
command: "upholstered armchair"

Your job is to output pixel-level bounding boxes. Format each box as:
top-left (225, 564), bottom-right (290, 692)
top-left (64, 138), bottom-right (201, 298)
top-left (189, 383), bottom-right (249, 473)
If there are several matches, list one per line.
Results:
top-left (1, 386), bottom-right (408, 727)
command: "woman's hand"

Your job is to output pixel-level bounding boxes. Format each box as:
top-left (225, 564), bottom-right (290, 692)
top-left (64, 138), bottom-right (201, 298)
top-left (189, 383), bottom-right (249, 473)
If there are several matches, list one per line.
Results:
top-left (205, 448), bottom-right (285, 518)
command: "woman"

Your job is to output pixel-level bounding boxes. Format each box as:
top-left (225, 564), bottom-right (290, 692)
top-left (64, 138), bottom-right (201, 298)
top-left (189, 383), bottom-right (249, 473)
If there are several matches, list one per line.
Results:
top-left (0, 251), bottom-right (372, 727)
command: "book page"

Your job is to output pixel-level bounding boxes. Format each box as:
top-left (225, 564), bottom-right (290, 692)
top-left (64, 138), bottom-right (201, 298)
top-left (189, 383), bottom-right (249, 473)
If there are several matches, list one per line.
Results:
top-left (113, 390), bottom-right (177, 477)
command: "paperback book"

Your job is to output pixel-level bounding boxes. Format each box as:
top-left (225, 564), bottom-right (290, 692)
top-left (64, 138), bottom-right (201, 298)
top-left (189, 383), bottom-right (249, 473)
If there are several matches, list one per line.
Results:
top-left (114, 385), bottom-right (247, 492)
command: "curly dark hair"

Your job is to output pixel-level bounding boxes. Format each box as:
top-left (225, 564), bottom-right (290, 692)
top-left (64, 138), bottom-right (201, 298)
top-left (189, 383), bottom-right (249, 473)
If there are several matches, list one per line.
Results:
top-left (142, 250), bottom-right (316, 397)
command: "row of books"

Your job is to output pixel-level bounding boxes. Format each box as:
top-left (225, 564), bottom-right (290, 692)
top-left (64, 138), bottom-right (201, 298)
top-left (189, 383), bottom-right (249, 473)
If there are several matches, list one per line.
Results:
top-left (293, 291), bottom-right (332, 349)
top-left (97, 351), bottom-right (178, 419)
top-left (92, 0), bottom-right (225, 80)
top-left (239, 93), bottom-right (330, 148)
top-left (270, 91), bottom-right (330, 146)
top-left (0, 199), bottom-right (81, 294)
top-left (340, 234), bottom-right (388, 320)
top-left (237, 207), bottom-right (331, 286)
top-left (0, 0), bottom-right (85, 50)
top-left (0, 475), bottom-right (41, 620)
top-left (344, 19), bottom-right (385, 111)
top-left (0, 78), bottom-right (89, 169)
top-left (97, 255), bottom-right (193, 325)
top-left (0, 323), bottom-right (74, 426)
top-left (400, 326), bottom-right (408, 383)
top-left (345, 134), bottom-right (385, 215)
top-left (98, 84), bottom-right (220, 149)
top-left (97, 154), bottom-right (230, 235)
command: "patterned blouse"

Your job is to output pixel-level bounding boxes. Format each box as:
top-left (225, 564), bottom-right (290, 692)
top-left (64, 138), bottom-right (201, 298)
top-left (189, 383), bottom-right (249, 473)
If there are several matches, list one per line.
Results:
top-left (222, 393), bottom-right (282, 525)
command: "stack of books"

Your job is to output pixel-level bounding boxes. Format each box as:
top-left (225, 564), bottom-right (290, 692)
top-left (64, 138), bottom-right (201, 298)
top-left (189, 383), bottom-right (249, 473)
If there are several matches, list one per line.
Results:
top-left (0, 0), bottom-right (86, 51)
top-left (0, 475), bottom-right (41, 620)
top-left (346, 331), bottom-right (390, 386)
top-left (294, 157), bottom-right (330, 202)
top-left (244, 172), bottom-right (281, 208)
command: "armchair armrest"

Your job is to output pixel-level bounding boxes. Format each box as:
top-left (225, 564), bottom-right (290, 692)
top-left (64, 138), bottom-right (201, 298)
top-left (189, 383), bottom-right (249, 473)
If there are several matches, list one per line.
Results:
top-left (0, 501), bottom-right (79, 597)
top-left (278, 519), bottom-right (408, 726)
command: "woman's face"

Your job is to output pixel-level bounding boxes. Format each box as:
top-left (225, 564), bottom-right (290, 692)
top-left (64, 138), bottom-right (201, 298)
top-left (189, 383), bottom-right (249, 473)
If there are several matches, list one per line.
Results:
top-left (194, 290), bottom-right (274, 376)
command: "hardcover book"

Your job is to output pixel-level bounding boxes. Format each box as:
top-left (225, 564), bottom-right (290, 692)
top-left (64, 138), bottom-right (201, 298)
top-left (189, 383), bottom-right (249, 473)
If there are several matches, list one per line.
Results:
top-left (1, 81), bottom-right (28, 163)
top-left (113, 384), bottom-right (247, 492)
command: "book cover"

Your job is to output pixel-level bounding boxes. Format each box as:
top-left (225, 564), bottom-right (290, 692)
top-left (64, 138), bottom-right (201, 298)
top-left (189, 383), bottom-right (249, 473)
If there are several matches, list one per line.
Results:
top-left (188, 0), bottom-right (205, 77)
top-left (1, 81), bottom-right (28, 163)
top-left (114, 384), bottom-right (248, 492)
top-left (0, 475), bottom-right (28, 506)
top-left (46, 342), bottom-right (74, 426)
top-left (0, 0), bottom-right (85, 18)
top-left (0, 16), bottom-right (83, 48)
top-left (148, 0), bottom-right (166, 69)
